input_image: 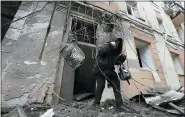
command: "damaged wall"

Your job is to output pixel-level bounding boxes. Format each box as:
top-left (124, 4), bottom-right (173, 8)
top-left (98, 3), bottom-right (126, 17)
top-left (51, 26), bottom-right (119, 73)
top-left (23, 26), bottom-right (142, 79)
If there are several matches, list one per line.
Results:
top-left (153, 33), bottom-right (181, 89)
top-left (2, 2), bottom-right (67, 107)
top-left (119, 22), bottom-right (167, 99)
top-left (167, 45), bottom-right (184, 86)
top-left (2, 1), bottom-right (184, 107)
top-left (142, 2), bottom-right (181, 89)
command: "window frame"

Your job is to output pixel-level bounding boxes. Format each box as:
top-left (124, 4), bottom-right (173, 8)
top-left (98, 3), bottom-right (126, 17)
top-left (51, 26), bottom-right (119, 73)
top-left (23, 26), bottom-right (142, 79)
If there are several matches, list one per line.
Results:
top-left (171, 53), bottom-right (184, 75)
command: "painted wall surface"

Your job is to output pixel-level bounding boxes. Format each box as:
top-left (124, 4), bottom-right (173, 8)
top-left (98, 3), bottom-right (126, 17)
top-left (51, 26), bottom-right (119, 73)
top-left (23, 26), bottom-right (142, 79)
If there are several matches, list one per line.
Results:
top-left (120, 22), bottom-right (140, 69)
top-left (2, 2), bottom-right (67, 107)
top-left (142, 2), bottom-right (160, 30)
top-left (140, 2), bottom-right (181, 89)
top-left (160, 8), bottom-right (182, 42)
top-left (153, 33), bottom-right (180, 89)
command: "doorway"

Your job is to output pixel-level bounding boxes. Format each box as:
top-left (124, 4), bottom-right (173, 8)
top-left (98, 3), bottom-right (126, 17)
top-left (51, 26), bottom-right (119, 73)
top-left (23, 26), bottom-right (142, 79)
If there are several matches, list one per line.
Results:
top-left (71, 18), bottom-right (97, 97)
top-left (74, 44), bottom-right (96, 95)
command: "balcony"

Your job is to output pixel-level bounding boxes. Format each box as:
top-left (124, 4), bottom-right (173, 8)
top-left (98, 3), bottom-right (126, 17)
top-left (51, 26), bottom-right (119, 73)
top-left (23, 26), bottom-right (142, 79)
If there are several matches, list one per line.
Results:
top-left (172, 12), bottom-right (184, 26)
top-left (164, 1), bottom-right (184, 26)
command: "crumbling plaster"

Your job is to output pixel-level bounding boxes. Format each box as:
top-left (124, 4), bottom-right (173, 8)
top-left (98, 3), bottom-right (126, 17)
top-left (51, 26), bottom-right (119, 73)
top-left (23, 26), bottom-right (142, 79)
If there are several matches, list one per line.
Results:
top-left (2, 2), bottom-right (67, 107)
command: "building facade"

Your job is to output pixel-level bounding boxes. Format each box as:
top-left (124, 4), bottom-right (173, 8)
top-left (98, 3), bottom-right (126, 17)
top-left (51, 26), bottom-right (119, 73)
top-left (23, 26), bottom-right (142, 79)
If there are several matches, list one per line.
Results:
top-left (1, 1), bottom-right (184, 107)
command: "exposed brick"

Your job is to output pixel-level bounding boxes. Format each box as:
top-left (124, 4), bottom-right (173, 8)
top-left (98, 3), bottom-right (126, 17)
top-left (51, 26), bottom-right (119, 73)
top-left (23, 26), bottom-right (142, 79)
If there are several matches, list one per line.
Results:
top-left (145, 34), bottom-right (154, 39)
top-left (158, 73), bottom-right (165, 79)
top-left (132, 32), bottom-right (141, 38)
top-left (156, 66), bottom-right (163, 72)
top-left (150, 43), bottom-right (156, 49)
top-left (155, 60), bottom-right (162, 66)
top-left (152, 54), bottom-right (160, 61)
top-left (151, 49), bottom-right (158, 54)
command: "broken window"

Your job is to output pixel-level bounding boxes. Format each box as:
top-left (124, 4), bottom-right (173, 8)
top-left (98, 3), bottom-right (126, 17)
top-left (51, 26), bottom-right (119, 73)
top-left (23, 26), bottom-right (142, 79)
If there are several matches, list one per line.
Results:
top-left (126, 2), bottom-right (140, 20)
top-left (171, 53), bottom-right (184, 75)
top-left (134, 39), bottom-right (156, 69)
top-left (71, 18), bottom-right (97, 45)
top-left (136, 48), bottom-right (143, 67)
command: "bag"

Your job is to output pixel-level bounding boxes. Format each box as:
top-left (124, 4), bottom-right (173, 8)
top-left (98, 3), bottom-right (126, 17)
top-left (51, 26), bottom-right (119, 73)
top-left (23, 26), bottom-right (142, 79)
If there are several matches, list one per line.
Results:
top-left (60, 39), bottom-right (85, 70)
top-left (118, 65), bottom-right (131, 85)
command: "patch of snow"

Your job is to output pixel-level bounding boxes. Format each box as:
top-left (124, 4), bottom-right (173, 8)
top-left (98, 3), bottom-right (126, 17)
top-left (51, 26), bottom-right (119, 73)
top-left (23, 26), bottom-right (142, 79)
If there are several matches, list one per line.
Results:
top-left (41, 61), bottom-right (47, 66)
top-left (24, 61), bottom-right (37, 65)
top-left (28, 74), bottom-right (43, 79)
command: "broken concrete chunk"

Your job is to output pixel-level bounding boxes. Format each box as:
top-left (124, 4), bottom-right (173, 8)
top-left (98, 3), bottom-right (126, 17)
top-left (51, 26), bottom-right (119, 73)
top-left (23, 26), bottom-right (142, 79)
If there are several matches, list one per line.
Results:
top-left (73, 93), bottom-right (93, 101)
top-left (144, 90), bottom-right (184, 106)
top-left (3, 107), bottom-right (27, 117)
top-left (40, 108), bottom-right (54, 117)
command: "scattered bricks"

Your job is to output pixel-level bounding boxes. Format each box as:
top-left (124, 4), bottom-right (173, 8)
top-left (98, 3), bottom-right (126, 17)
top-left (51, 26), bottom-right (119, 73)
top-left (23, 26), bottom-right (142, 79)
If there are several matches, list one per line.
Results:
top-left (3, 107), bottom-right (27, 117)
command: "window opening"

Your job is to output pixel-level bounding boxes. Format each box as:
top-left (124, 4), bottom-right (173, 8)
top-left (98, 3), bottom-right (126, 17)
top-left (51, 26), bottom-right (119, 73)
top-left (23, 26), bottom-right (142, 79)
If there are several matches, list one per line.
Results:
top-left (136, 48), bottom-right (143, 67)
top-left (134, 39), bottom-right (155, 69)
top-left (71, 18), bottom-right (97, 45)
top-left (171, 53), bottom-right (184, 75)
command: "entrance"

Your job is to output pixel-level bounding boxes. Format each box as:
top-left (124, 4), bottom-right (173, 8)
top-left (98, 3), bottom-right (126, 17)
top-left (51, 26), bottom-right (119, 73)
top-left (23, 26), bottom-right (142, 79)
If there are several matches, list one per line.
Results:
top-left (73, 44), bottom-right (96, 95)
top-left (71, 18), bottom-right (97, 97)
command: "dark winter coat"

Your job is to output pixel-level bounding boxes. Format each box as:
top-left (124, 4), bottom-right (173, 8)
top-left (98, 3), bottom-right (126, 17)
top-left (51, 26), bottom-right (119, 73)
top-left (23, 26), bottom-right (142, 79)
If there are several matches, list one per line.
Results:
top-left (93, 38), bottom-right (126, 78)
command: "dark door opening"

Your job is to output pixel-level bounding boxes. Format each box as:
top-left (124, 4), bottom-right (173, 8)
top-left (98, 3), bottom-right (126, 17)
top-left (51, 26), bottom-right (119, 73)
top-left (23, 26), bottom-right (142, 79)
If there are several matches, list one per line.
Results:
top-left (71, 18), bottom-right (97, 97)
top-left (73, 45), bottom-right (96, 95)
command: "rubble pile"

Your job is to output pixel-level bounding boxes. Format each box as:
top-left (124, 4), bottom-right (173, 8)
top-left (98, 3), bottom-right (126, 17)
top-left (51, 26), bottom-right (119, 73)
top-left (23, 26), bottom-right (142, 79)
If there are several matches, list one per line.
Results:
top-left (2, 98), bottom-right (184, 117)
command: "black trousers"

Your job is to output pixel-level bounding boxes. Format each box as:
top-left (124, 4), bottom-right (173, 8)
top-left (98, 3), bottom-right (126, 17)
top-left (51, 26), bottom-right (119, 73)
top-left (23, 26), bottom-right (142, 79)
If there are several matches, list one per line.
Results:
top-left (93, 71), bottom-right (123, 106)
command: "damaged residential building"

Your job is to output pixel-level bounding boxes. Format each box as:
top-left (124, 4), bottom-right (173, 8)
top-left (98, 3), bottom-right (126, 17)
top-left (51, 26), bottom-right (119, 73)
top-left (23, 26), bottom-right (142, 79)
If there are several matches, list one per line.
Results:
top-left (1, 1), bottom-right (184, 108)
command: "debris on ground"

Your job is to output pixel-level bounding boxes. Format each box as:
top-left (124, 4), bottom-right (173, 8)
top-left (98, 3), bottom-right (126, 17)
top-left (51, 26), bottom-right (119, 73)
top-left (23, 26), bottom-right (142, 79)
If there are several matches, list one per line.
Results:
top-left (2, 97), bottom-right (184, 117)
top-left (3, 106), bottom-right (27, 117)
top-left (40, 108), bottom-right (54, 117)
top-left (144, 90), bottom-right (184, 106)
top-left (73, 93), bottom-right (94, 101)
top-left (143, 90), bottom-right (185, 115)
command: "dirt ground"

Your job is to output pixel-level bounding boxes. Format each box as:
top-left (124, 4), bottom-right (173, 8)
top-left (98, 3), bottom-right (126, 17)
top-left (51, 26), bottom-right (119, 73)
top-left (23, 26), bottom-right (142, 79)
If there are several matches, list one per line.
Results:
top-left (2, 98), bottom-right (184, 117)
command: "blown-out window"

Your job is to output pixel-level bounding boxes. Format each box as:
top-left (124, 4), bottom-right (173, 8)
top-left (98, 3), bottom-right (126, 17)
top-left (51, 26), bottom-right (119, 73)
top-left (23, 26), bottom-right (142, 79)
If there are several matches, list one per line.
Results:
top-left (171, 53), bottom-right (184, 75)
top-left (71, 18), bottom-right (97, 45)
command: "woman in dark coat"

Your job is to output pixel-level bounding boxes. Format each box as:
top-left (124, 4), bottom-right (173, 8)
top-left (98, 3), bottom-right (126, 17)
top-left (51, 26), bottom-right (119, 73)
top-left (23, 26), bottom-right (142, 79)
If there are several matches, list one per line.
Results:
top-left (92, 38), bottom-right (127, 111)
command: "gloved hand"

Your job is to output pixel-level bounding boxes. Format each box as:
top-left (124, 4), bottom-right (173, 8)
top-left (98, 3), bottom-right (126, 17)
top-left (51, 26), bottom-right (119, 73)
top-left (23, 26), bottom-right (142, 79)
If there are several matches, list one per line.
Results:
top-left (117, 54), bottom-right (126, 63)
top-left (115, 54), bottom-right (126, 65)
